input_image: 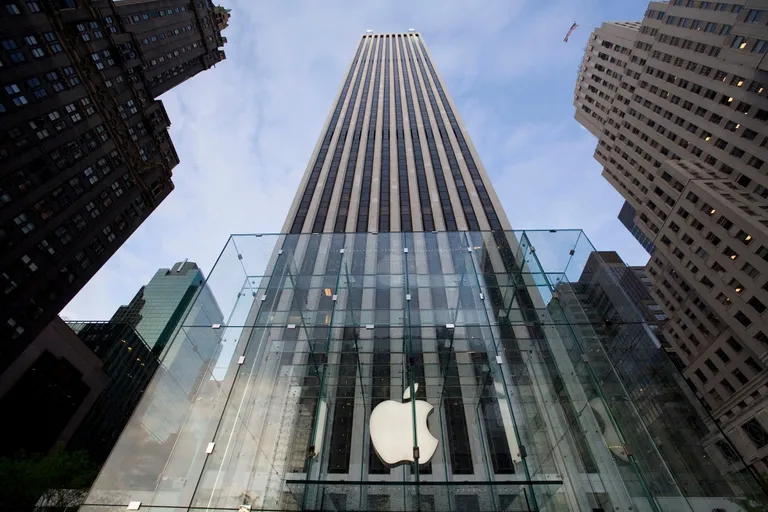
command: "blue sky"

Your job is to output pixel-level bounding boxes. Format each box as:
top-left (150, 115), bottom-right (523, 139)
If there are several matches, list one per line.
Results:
top-left (63, 0), bottom-right (652, 320)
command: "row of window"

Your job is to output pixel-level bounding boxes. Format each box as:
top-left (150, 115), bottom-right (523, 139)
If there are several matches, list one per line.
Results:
top-left (140, 24), bottom-right (195, 47)
top-left (4, 2), bottom-right (42, 16)
top-left (354, 38), bottom-right (383, 233)
top-left (0, 30), bottom-right (63, 69)
top-left (121, 5), bottom-right (188, 25)
top-left (146, 41), bottom-right (202, 69)
top-left (333, 36), bottom-right (376, 232)
top-left (289, 40), bottom-right (366, 234)
top-left (730, 35), bottom-right (768, 53)
top-left (311, 38), bottom-right (371, 233)
top-left (404, 37), bottom-right (459, 232)
top-left (399, 37), bottom-right (434, 232)
top-left (667, 0), bottom-right (743, 12)
top-left (378, 40), bottom-right (391, 233)
top-left (416, 37), bottom-right (499, 231)
top-left (664, 14), bottom-right (733, 36)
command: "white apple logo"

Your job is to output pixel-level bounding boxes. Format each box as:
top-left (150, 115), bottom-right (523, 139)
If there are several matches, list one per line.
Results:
top-left (369, 383), bottom-right (439, 466)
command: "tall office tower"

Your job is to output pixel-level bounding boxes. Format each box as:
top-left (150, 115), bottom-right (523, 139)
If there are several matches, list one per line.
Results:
top-left (0, 0), bottom-right (229, 374)
top-left (84, 33), bottom-right (766, 512)
top-left (574, 2), bottom-right (768, 476)
top-left (109, 260), bottom-right (224, 437)
top-left (66, 320), bottom-right (160, 465)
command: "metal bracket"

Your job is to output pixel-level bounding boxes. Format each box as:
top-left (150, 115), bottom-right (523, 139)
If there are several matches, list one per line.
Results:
top-left (212, 323), bottom-right (221, 329)
top-left (406, 293), bottom-right (411, 301)
top-left (260, 294), bottom-right (267, 301)
top-left (287, 324), bottom-right (296, 329)
top-left (413, 446), bottom-right (420, 460)
top-left (238, 356), bottom-right (245, 365)
top-left (403, 247), bottom-right (409, 253)
top-left (127, 503), bottom-right (141, 511)
top-left (332, 294), bottom-right (338, 301)
top-left (495, 355), bottom-right (503, 364)
top-left (340, 248), bottom-right (345, 254)
top-left (581, 354), bottom-right (589, 363)
top-left (237, 254), bottom-right (243, 260)
top-left (467, 247), bottom-right (472, 252)
top-left (365, 324), bottom-right (375, 330)
top-left (278, 249), bottom-right (283, 255)
top-left (479, 292), bottom-right (484, 300)
top-left (445, 323), bottom-right (455, 329)
top-left (206, 442), bottom-right (215, 454)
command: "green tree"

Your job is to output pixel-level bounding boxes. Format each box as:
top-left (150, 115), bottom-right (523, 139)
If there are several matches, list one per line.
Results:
top-left (0, 448), bottom-right (98, 511)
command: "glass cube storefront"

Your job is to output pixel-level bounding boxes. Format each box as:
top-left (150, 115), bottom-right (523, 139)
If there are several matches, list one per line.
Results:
top-left (81, 230), bottom-right (766, 511)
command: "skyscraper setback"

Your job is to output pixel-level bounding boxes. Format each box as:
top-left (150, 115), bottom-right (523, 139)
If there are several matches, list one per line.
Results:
top-left (0, 0), bottom-right (229, 373)
top-left (574, 1), bottom-right (768, 475)
top-left (83, 32), bottom-right (766, 511)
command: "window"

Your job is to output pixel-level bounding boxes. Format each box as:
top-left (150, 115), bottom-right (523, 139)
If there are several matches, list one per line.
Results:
top-left (716, 440), bottom-right (739, 463)
top-left (706, 359), bottom-right (719, 373)
top-left (723, 247), bottom-right (739, 261)
top-left (746, 9), bottom-right (765, 23)
top-left (734, 310), bottom-right (752, 327)
top-left (746, 357), bottom-right (763, 375)
top-left (103, 225), bottom-right (116, 243)
top-left (732, 36), bottom-right (747, 50)
top-left (736, 230), bottom-right (753, 245)
top-left (753, 40), bottom-right (768, 53)
top-left (749, 297), bottom-right (766, 314)
top-left (715, 348), bottom-right (731, 364)
top-left (742, 262), bottom-right (760, 279)
top-left (742, 419), bottom-right (768, 449)
top-left (6, 4), bottom-right (20, 14)
top-left (21, 254), bottom-right (37, 272)
top-left (717, 216), bottom-right (733, 230)
top-left (725, 337), bottom-right (743, 353)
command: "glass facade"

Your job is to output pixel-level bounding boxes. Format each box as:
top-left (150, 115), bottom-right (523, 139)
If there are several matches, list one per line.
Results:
top-left (82, 230), bottom-right (766, 511)
top-left (617, 201), bottom-right (655, 255)
top-left (66, 321), bottom-right (161, 465)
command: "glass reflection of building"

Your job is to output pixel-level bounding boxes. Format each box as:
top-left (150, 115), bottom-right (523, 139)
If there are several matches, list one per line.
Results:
top-left (66, 321), bottom-right (160, 466)
top-left (82, 33), bottom-right (767, 511)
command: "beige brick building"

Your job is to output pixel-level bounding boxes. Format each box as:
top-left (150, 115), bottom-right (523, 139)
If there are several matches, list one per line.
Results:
top-left (575, 1), bottom-right (768, 474)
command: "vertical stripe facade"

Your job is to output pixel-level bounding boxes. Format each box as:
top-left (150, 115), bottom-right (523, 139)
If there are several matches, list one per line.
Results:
top-left (285, 33), bottom-right (511, 234)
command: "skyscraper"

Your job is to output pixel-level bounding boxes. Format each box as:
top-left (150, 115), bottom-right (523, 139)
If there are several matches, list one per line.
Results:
top-left (284, 32), bottom-right (509, 235)
top-left (0, 0), bottom-right (229, 373)
top-left (83, 32), bottom-right (766, 512)
top-left (574, 1), bottom-right (768, 475)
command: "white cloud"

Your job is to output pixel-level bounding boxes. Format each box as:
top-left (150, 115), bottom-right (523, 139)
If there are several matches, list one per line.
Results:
top-left (62, 0), bottom-right (650, 321)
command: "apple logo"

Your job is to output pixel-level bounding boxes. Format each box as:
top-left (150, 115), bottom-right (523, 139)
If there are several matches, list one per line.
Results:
top-left (369, 383), bottom-right (439, 466)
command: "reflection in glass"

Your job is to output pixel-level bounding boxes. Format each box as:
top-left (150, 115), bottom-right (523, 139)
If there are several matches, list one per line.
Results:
top-left (83, 231), bottom-right (767, 511)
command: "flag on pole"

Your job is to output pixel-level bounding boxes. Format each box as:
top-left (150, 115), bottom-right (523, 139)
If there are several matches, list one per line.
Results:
top-left (563, 22), bottom-right (579, 42)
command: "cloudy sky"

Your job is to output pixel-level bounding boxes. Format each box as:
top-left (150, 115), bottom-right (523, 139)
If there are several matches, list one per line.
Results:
top-left (63, 0), bottom-right (652, 320)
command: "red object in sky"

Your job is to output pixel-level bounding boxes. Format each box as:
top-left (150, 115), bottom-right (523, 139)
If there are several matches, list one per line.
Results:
top-left (564, 22), bottom-right (579, 42)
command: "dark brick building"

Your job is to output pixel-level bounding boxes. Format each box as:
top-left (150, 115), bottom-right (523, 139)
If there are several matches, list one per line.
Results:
top-left (0, 0), bottom-right (229, 372)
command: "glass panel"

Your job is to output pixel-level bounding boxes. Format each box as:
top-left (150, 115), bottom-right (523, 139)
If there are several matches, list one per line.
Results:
top-left (82, 231), bottom-right (768, 512)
